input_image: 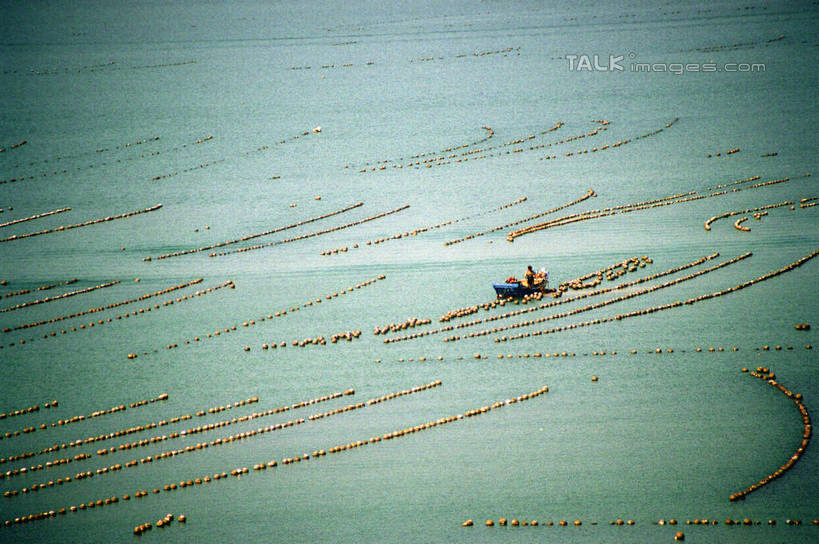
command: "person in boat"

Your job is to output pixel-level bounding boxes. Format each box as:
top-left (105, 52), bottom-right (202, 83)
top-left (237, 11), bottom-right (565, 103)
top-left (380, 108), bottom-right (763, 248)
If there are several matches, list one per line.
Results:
top-left (524, 265), bottom-right (535, 288)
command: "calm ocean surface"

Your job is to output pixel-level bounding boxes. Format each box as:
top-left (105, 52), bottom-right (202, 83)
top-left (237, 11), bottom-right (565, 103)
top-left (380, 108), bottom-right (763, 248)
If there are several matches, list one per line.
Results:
top-left (0, 1), bottom-right (817, 542)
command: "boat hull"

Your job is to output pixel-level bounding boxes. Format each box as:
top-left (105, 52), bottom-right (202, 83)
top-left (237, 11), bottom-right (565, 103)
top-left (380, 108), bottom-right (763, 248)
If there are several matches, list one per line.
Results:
top-left (492, 282), bottom-right (543, 298)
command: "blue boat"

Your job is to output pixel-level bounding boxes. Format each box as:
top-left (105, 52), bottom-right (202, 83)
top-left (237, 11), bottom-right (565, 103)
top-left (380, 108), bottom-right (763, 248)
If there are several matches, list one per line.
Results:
top-left (491, 282), bottom-right (543, 298)
top-left (492, 271), bottom-right (553, 298)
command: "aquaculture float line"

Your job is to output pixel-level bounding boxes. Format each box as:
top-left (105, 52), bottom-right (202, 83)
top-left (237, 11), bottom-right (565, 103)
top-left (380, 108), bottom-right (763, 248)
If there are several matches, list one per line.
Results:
top-left (374, 318), bottom-right (432, 336)
top-left (505, 174), bottom-right (796, 241)
top-left (0, 381), bottom-right (553, 530)
top-left (350, 125), bottom-right (495, 171)
top-left (444, 189), bottom-right (596, 246)
top-left (452, 253), bottom-right (751, 343)
top-left (0, 396), bottom-right (259, 473)
top-left (146, 275), bottom-right (385, 357)
top-left (497, 249), bottom-right (818, 342)
top-left (0, 204), bottom-right (162, 243)
top-left (705, 175), bottom-right (760, 191)
top-left (146, 202), bottom-right (364, 261)
top-left (560, 256), bottom-right (653, 292)
top-left (367, 121), bottom-right (595, 172)
top-left (541, 118), bottom-right (678, 162)
top-left (389, 253), bottom-right (715, 344)
top-left (17, 59), bottom-right (195, 77)
top-left (208, 206), bottom-right (409, 257)
top-left (0, 401), bottom-right (58, 422)
top-left (0, 141), bottom-right (27, 153)
top-left (1, 136), bottom-right (160, 174)
top-left (293, 45), bottom-right (519, 72)
top-left (0, 208), bottom-right (71, 229)
top-left (0, 280), bottom-right (120, 313)
top-left (2, 278), bottom-right (79, 299)
top-left (729, 367), bottom-right (811, 501)
top-left (356, 120), bottom-right (601, 174)
top-left (705, 146), bottom-right (740, 158)
top-left (101, 391), bottom-right (345, 460)
top-left (704, 200), bottom-right (796, 230)
top-left (468, 517), bottom-right (816, 530)
top-left (150, 125), bottom-right (321, 182)
top-left (2, 382), bottom-right (438, 499)
top-left (2, 278), bottom-right (203, 333)
top-left (0, 134), bottom-right (212, 186)
top-left (322, 197), bottom-right (528, 255)
top-left (1, 281), bottom-right (232, 351)
top-left (377, 342), bottom-right (812, 365)
top-left (255, 329), bottom-right (362, 351)
top-left (134, 512), bottom-right (185, 534)
top-left (0, 394), bottom-right (168, 444)
top-left (446, 253), bottom-right (711, 330)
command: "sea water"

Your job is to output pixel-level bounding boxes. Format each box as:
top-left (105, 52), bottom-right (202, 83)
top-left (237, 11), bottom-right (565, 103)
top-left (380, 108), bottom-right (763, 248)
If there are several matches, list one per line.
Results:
top-left (0, 1), bottom-right (817, 543)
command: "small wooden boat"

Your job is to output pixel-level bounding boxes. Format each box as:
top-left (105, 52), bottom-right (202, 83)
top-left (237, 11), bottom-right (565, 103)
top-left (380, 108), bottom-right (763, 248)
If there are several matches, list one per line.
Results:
top-left (492, 282), bottom-right (544, 298)
top-left (492, 272), bottom-right (553, 298)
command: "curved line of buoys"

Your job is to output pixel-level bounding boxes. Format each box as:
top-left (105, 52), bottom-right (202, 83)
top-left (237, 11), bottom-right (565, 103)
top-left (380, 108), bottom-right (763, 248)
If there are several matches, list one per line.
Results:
top-left (507, 174), bottom-right (800, 241)
top-left (0, 208), bottom-right (71, 229)
top-left (208, 206), bottom-right (409, 257)
top-left (458, 253), bottom-right (750, 343)
top-left (0, 401), bottom-right (57, 421)
top-left (497, 249), bottom-right (818, 341)
top-left (149, 276), bottom-right (385, 357)
top-left (0, 280), bottom-right (120, 313)
top-left (445, 189), bottom-right (596, 246)
top-left (349, 126), bottom-right (495, 171)
top-left (147, 202), bottom-right (363, 261)
top-left (0, 395), bottom-right (257, 473)
top-left (729, 367), bottom-right (811, 501)
top-left (540, 118), bottom-right (677, 162)
top-left (734, 217), bottom-right (750, 231)
top-left (0, 381), bottom-right (554, 530)
top-left (3, 382), bottom-right (439, 498)
top-left (322, 197), bottom-right (528, 255)
top-left (0, 394), bottom-right (167, 446)
top-left (2, 278), bottom-right (204, 334)
top-left (0, 135), bottom-right (212, 185)
top-left (0, 204), bottom-right (162, 243)
top-left (389, 253), bottom-right (716, 344)
top-left (561, 256), bottom-right (652, 291)
top-left (705, 200), bottom-right (796, 230)
top-left (357, 120), bottom-right (578, 173)
top-left (2, 278), bottom-right (78, 299)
